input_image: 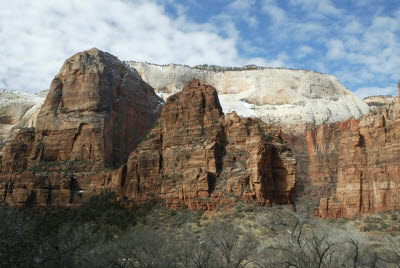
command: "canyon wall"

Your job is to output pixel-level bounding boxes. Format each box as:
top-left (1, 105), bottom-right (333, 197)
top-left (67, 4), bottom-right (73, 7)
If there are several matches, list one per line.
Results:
top-left (312, 100), bottom-right (400, 218)
top-left (1, 49), bottom-right (399, 218)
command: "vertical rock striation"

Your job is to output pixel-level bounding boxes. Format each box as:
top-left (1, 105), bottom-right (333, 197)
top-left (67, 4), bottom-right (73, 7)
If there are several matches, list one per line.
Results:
top-left (303, 100), bottom-right (400, 218)
top-left (2, 48), bottom-right (163, 171)
top-left (116, 79), bottom-right (296, 209)
top-left (0, 48), bottom-right (163, 206)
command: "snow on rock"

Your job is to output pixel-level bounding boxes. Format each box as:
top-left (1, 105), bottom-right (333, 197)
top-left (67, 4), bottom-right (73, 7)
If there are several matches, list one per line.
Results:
top-left (0, 88), bottom-right (46, 143)
top-left (126, 62), bottom-right (370, 128)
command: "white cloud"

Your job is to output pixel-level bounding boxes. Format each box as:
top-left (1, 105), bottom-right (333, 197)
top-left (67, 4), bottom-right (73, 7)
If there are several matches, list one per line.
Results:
top-left (0, 0), bottom-right (267, 92)
top-left (289, 0), bottom-right (342, 17)
top-left (343, 20), bottom-right (363, 34)
top-left (262, 0), bottom-right (287, 24)
top-left (326, 40), bottom-right (345, 59)
top-left (354, 86), bottom-right (397, 99)
top-left (297, 46), bottom-right (314, 58)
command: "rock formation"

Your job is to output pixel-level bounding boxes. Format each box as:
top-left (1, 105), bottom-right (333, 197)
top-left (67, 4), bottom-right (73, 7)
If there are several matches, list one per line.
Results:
top-left (0, 58), bottom-right (295, 209)
top-left (2, 50), bottom-right (400, 219)
top-left (0, 89), bottom-right (45, 145)
top-left (2, 48), bottom-right (163, 171)
top-left (114, 79), bottom-right (296, 210)
top-left (125, 62), bottom-right (369, 129)
top-left (302, 101), bottom-right (400, 218)
top-left (0, 48), bottom-right (163, 206)
top-left (364, 95), bottom-right (397, 107)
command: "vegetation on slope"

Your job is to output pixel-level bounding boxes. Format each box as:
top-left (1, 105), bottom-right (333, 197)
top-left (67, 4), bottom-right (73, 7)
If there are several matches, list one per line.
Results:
top-left (1, 192), bottom-right (400, 267)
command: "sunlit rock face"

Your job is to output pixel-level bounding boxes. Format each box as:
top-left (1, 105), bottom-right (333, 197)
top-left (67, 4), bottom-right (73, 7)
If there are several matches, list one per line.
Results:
top-left (306, 100), bottom-right (400, 218)
top-left (126, 62), bottom-right (370, 130)
top-left (1, 48), bottom-right (163, 171)
top-left (0, 48), bottom-right (164, 207)
top-left (117, 79), bottom-right (296, 210)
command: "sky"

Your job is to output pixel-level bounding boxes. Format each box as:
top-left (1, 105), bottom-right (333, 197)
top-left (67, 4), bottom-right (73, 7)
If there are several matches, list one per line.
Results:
top-left (1, 0), bottom-right (400, 99)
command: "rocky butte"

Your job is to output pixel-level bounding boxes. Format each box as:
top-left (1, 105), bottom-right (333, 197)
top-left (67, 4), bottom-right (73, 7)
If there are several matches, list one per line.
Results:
top-left (0, 48), bottom-right (163, 206)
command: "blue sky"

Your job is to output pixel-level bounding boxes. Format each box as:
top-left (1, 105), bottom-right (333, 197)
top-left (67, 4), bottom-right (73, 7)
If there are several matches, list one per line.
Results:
top-left (1, 0), bottom-right (400, 98)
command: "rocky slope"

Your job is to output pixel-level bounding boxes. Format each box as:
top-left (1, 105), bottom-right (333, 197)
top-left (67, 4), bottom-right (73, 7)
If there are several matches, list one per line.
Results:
top-left (115, 79), bottom-right (296, 209)
top-left (126, 62), bottom-right (370, 129)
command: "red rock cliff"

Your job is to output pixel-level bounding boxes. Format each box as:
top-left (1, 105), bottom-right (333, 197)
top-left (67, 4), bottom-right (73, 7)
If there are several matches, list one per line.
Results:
top-left (114, 79), bottom-right (296, 210)
top-left (302, 102), bottom-right (400, 218)
top-left (2, 48), bottom-right (163, 171)
top-left (0, 48), bottom-right (163, 206)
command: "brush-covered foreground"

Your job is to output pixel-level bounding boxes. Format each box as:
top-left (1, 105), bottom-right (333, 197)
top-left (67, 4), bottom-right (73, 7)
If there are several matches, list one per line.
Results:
top-left (1, 192), bottom-right (400, 267)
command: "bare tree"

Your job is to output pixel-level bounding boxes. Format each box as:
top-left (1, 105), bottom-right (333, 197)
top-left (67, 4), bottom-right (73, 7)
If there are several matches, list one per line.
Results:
top-left (205, 221), bottom-right (257, 268)
top-left (0, 207), bottom-right (38, 266)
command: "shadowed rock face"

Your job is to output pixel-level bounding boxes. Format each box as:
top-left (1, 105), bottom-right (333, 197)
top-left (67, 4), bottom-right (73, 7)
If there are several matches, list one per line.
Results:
top-left (1, 48), bottom-right (163, 172)
top-left (115, 79), bottom-right (296, 210)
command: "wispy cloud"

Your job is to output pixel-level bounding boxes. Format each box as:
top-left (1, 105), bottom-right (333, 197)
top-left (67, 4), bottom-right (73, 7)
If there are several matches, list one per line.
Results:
top-left (354, 86), bottom-right (397, 99)
top-left (0, 0), bottom-right (267, 92)
top-left (1, 0), bottom-right (399, 98)
top-left (289, 0), bottom-right (342, 18)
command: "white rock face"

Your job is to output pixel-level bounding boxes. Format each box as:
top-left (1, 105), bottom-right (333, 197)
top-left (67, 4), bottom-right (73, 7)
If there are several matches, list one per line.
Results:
top-left (363, 95), bottom-right (397, 106)
top-left (126, 62), bottom-right (370, 127)
top-left (0, 89), bottom-right (46, 143)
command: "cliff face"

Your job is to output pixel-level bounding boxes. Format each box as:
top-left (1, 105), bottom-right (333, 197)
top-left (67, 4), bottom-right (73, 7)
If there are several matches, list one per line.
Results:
top-left (2, 48), bottom-right (163, 171)
top-left (0, 71), bottom-right (295, 208)
top-left (0, 48), bottom-right (163, 207)
top-left (115, 79), bottom-right (296, 210)
top-left (126, 62), bottom-right (369, 129)
top-left (302, 102), bottom-right (400, 218)
top-left (2, 50), bottom-right (399, 218)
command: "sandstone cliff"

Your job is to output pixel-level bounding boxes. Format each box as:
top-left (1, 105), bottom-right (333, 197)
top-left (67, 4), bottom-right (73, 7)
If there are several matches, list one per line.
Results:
top-left (114, 79), bottom-right (296, 209)
top-left (0, 48), bottom-right (163, 206)
top-left (302, 101), bottom-right (400, 218)
top-left (2, 50), bottom-right (399, 219)
top-left (0, 57), bottom-right (295, 209)
top-left (2, 48), bottom-right (163, 171)
top-left (125, 62), bottom-right (370, 129)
